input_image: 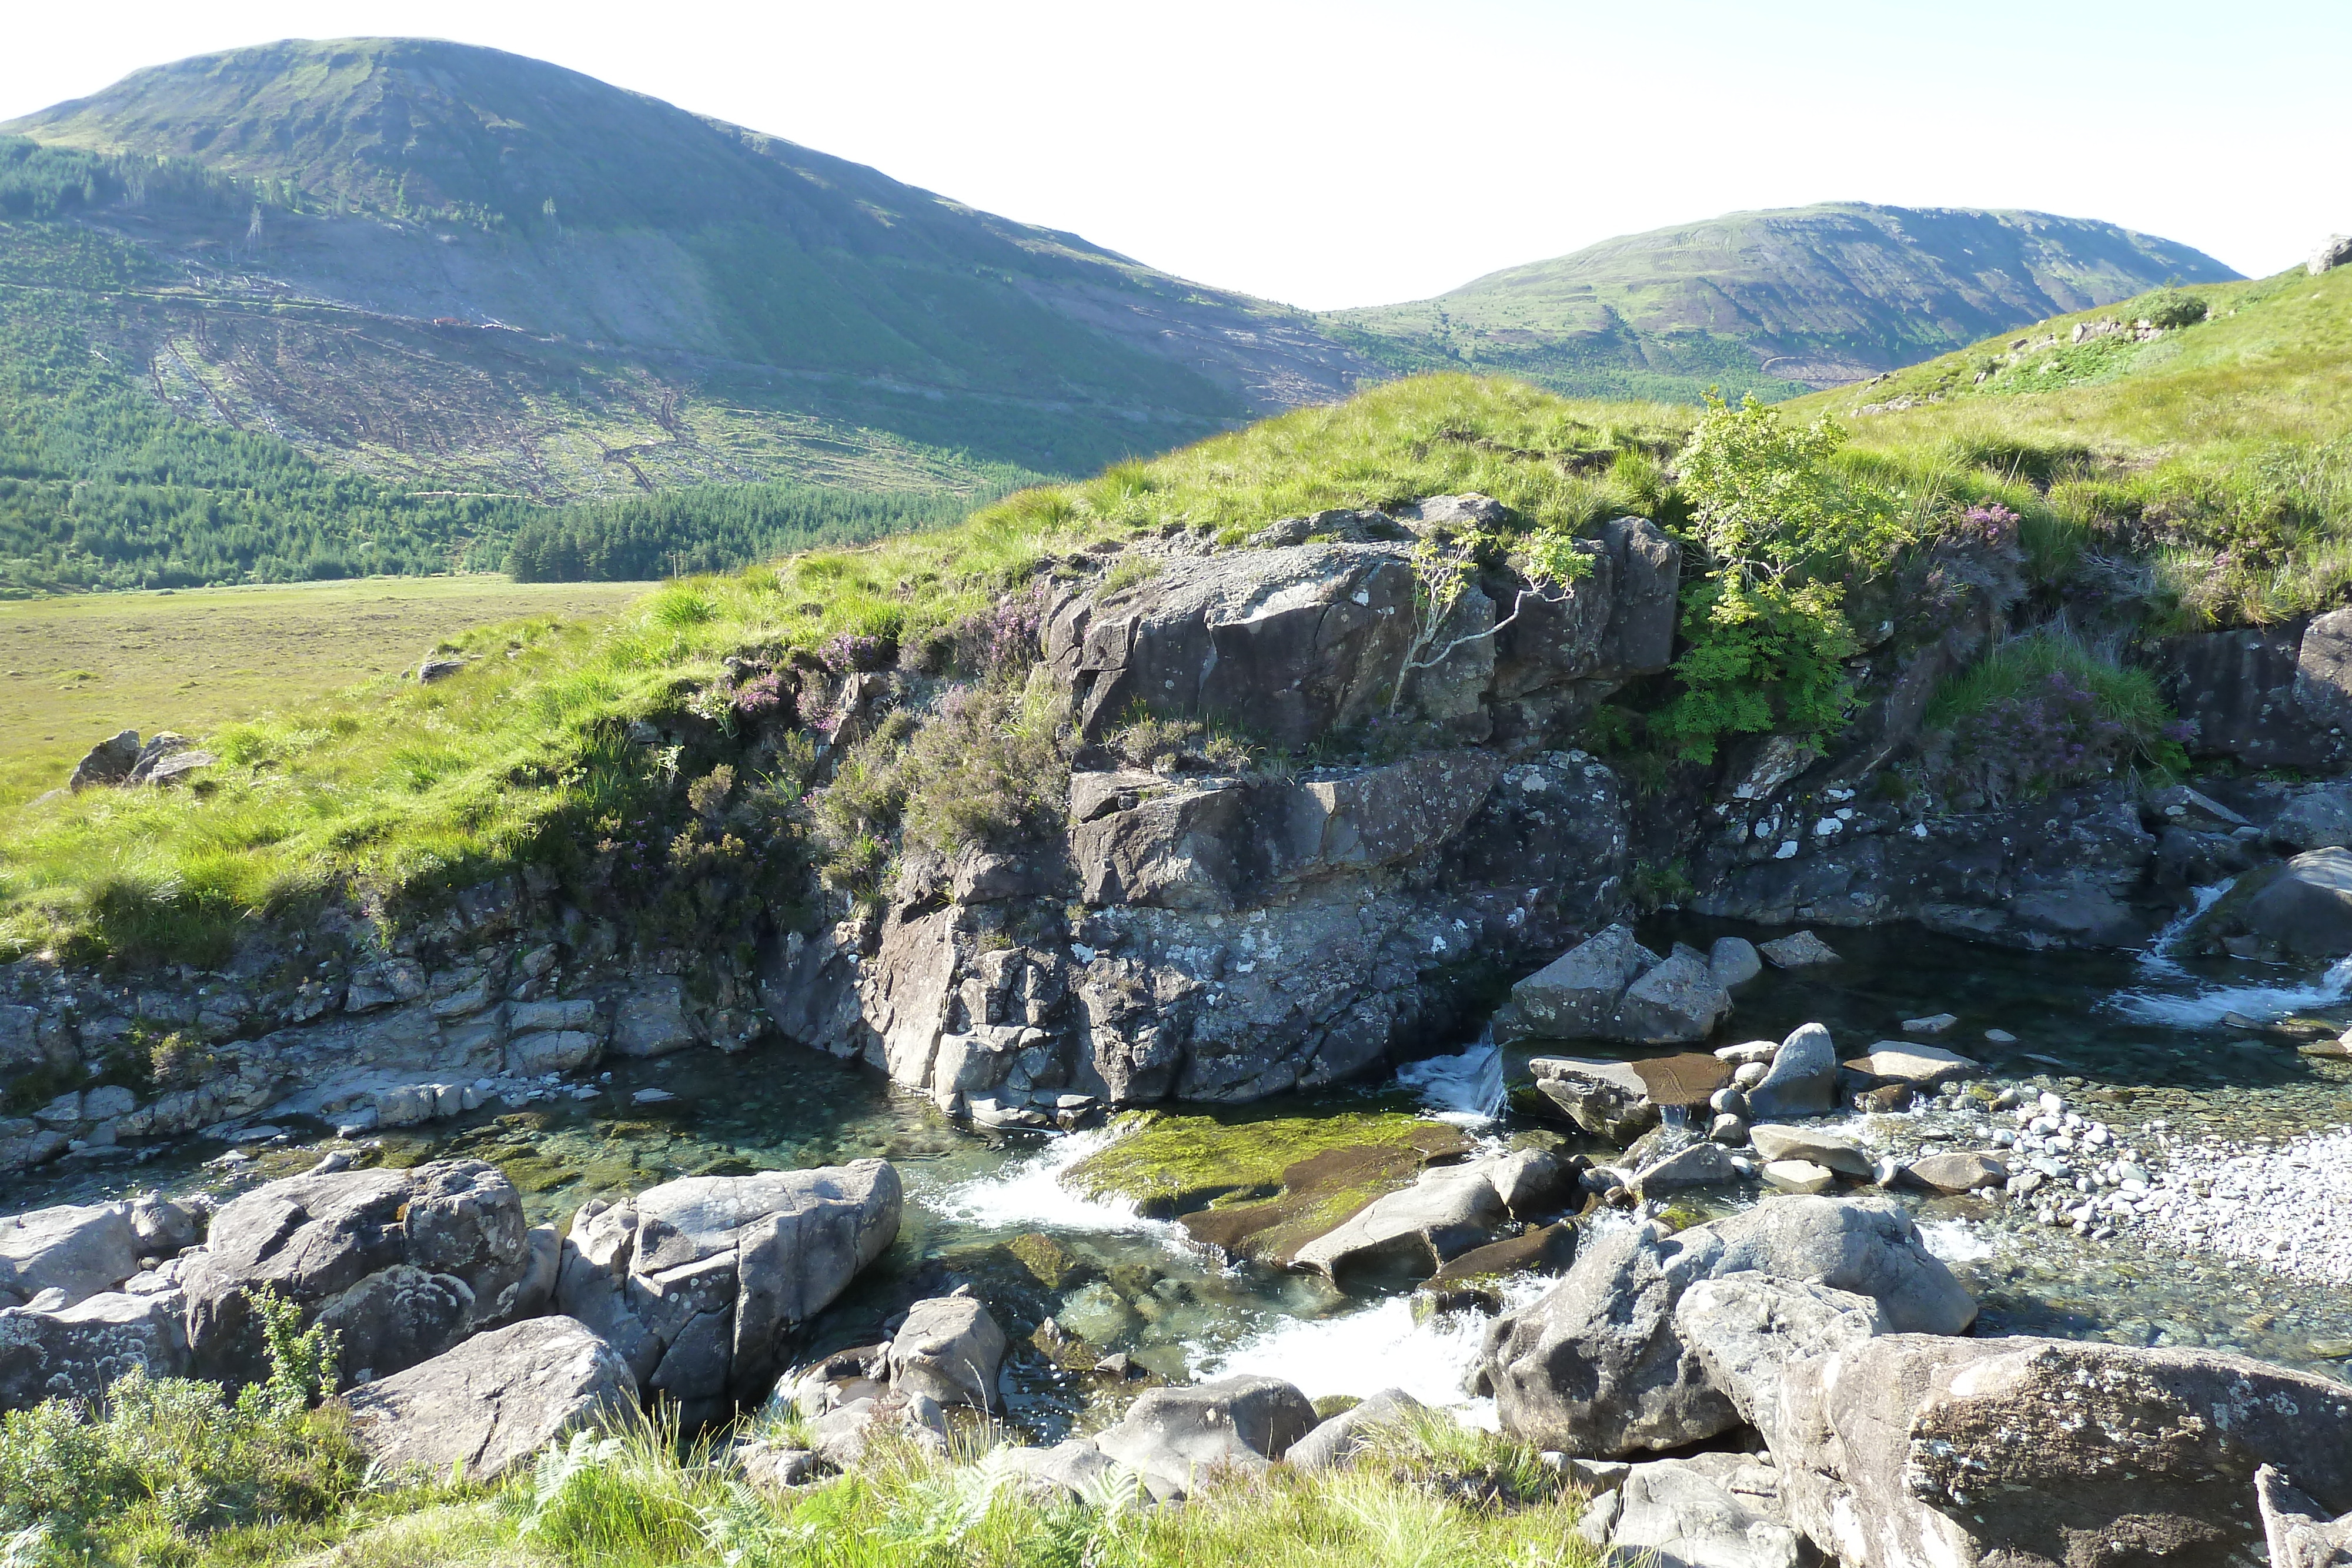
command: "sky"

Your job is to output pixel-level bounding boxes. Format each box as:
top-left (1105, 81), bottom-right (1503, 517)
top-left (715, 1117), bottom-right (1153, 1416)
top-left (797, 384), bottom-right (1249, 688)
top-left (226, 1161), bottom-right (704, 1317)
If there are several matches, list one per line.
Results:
top-left (2, 0), bottom-right (2345, 311)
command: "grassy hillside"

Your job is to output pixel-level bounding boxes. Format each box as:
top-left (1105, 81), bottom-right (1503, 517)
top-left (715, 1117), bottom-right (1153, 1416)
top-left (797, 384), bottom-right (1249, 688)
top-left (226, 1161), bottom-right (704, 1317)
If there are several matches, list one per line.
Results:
top-left (0, 39), bottom-right (1383, 592)
top-left (1324, 203), bottom-right (2237, 404)
top-left (1803, 263), bottom-right (2352, 629)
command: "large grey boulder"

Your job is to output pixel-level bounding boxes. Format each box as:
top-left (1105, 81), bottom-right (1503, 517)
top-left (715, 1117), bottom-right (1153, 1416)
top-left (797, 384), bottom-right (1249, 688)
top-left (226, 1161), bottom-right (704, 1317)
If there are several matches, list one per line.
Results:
top-left (1612, 946), bottom-right (1733, 1044)
top-left (1743, 1024), bottom-right (1838, 1119)
top-left (68, 730), bottom-right (142, 791)
top-left (2274, 785), bottom-right (2352, 854)
top-left (886, 1294), bottom-right (1005, 1410)
top-left (1481, 1197), bottom-right (1972, 1456)
top-left (1528, 1057), bottom-right (1659, 1143)
top-left (345, 1316), bottom-right (635, 1481)
top-left (1292, 1156), bottom-right (1512, 1287)
top-left (1093, 1375), bottom-right (1318, 1500)
top-left (556, 1161), bottom-right (901, 1412)
top-left (1287, 1387), bottom-right (1425, 1471)
top-left (1746, 1126), bottom-right (1870, 1178)
top-left (1514, 925), bottom-right (1656, 1038)
top-left (183, 1161), bottom-right (537, 1388)
top-left (1005, 1438), bottom-right (1124, 1502)
top-left (1578, 1453), bottom-right (1804, 1568)
top-left (1633, 1141), bottom-right (1743, 1195)
top-left (2236, 848), bottom-right (2352, 958)
top-left (1672, 1274), bottom-right (1888, 1436)
top-left (0, 1201), bottom-right (141, 1310)
top-left (811, 1386), bottom-right (948, 1469)
top-left (0, 1289), bottom-right (189, 1410)
top-left (2260, 1465), bottom-right (2352, 1568)
top-left (1775, 1335), bottom-right (2352, 1568)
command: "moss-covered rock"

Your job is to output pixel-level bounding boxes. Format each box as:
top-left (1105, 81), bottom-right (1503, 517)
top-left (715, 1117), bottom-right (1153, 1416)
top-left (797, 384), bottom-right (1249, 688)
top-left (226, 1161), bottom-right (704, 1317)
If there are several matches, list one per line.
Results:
top-left (1061, 1109), bottom-right (1472, 1265)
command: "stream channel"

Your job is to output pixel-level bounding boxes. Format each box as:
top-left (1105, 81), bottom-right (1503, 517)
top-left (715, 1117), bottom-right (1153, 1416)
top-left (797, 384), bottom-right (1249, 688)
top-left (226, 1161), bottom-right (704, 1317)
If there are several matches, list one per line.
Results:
top-left (8, 909), bottom-right (2351, 1439)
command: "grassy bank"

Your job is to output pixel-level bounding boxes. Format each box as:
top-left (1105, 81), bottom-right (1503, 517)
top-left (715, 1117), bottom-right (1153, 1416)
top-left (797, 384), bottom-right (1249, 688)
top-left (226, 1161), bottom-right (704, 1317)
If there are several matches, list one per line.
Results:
top-left (1, 1375), bottom-right (1598, 1568)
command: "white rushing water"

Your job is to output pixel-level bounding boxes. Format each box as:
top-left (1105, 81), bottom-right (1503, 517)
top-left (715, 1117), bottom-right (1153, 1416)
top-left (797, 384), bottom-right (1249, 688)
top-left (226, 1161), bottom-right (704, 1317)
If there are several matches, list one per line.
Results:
top-left (1395, 1031), bottom-right (1506, 1126)
top-left (1192, 1275), bottom-right (1551, 1425)
top-left (921, 1124), bottom-right (1182, 1241)
top-left (2106, 877), bottom-right (2352, 1027)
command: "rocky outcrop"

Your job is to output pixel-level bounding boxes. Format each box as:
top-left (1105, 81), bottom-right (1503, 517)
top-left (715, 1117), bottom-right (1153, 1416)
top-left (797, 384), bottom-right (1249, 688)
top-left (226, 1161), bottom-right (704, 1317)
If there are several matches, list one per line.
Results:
top-left (554, 1161), bottom-right (901, 1415)
top-left (0, 1201), bottom-right (143, 1309)
top-left (2261, 1465), bottom-right (2352, 1568)
top-left (1576, 1452), bottom-right (1805, 1568)
top-left (1291, 1148), bottom-right (1566, 1288)
top-left (1479, 1197), bottom-right (1973, 1456)
top-left (2200, 847), bottom-right (2352, 959)
top-left (345, 1316), bottom-right (636, 1481)
top-left (1694, 784), bottom-right (2160, 950)
top-left (183, 1159), bottom-right (538, 1388)
top-left (2150, 616), bottom-right (2352, 772)
top-left (1773, 1335), bottom-right (2352, 1568)
top-left (1505, 926), bottom-right (1732, 1045)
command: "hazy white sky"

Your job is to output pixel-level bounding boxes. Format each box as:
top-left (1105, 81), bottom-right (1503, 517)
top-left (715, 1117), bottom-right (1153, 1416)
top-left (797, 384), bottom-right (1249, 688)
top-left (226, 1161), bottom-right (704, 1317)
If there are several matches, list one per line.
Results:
top-left (4, 1), bottom-right (2344, 310)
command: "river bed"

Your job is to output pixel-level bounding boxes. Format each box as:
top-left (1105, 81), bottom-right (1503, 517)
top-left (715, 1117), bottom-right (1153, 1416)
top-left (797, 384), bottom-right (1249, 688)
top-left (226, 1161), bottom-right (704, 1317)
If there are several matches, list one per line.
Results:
top-left (8, 911), bottom-right (2350, 1435)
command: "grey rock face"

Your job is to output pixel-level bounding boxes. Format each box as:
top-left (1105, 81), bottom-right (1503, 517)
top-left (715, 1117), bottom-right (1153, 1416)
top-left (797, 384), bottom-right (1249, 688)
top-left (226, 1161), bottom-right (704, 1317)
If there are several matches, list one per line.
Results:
top-left (1005, 1438), bottom-right (1123, 1501)
top-left (556, 1161), bottom-right (901, 1409)
top-left (1775, 1335), bottom-right (2352, 1568)
top-left (1746, 1125), bottom-right (1870, 1178)
top-left (1093, 1375), bottom-right (1318, 1500)
top-left (1481, 1197), bottom-right (1972, 1456)
top-left (2273, 784), bottom-right (2352, 853)
top-left (811, 1387), bottom-right (947, 1468)
top-left (1287, 1386), bottom-right (1425, 1470)
top-left (1577, 1454), bottom-right (1803, 1568)
top-left (183, 1160), bottom-right (534, 1388)
top-left (345, 1316), bottom-right (636, 1481)
top-left (886, 1295), bottom-right (1005, 1409)
top-left (0, 1201), bottom-right (141, 1309)
top-left (2154, 620), bottom-right (2348, 771)
top-left (2313, 236), bottom-right (2352, 276)
top-left (1743, 1024), bottom-right (1838, 1119)
top-left (1633, 1142), bottom-right (1743, 1194)
top-left (0, 1289), bottom-right (189, 1410)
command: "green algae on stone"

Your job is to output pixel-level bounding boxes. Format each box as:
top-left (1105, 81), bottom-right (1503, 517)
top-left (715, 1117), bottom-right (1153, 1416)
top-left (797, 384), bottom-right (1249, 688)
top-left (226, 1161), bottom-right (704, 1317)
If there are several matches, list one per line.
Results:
top-left (1062, 1108), bottom-right (1472, 1265)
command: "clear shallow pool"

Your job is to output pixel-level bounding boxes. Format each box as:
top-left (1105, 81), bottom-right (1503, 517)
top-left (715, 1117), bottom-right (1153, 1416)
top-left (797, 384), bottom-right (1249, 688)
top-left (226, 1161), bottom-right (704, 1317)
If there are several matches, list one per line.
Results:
top-left (8, 911), bottom-right (2349, 1432)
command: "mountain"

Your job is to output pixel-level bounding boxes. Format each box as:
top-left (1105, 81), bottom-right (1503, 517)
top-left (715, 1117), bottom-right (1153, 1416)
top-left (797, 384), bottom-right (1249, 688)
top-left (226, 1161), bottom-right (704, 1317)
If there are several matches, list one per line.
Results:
top-left (1321, 202), bottom-right (2240, 404)
top-left (0, 37), bottom-right (1374, 511)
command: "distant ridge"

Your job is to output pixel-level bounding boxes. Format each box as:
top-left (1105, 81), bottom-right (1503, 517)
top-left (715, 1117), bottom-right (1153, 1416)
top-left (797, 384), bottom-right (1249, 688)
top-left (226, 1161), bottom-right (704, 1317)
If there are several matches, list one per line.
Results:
top-left (1322, 202), bottom-right (2240, 404)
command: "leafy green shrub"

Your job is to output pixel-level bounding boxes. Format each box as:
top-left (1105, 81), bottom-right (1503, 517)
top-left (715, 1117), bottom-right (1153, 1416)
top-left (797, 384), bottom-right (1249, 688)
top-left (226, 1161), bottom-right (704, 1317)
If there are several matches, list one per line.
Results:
top-left (2138, 289), bottom-right (2209, 331)
top-left (1922, 632), bottom-right (2190, 804)
top-left (0, 1288), bottom-right (355, 1565)
top-left (1653, 395), bottom-right (1903, 762)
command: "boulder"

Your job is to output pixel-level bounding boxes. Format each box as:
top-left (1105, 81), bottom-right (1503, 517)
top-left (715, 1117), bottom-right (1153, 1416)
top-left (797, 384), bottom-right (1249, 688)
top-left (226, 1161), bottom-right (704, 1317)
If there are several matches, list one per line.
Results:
top-left (1514, 925), bottom-right (1657, 1038)
top-left (2274, 785), bottom-right (2352, 854)
top-left (1611, 947), bottom-right (1733, 1044)
top-left (2236, 848), bottom-right (2352, 959)
top-left (1743, 1024), bottom-right (1838, 1119)
top-left (67, 729), bottom-right (143, 791)
top-left (1760, 1161), bottom-right (1834, 1195)
top-left (1093, 1375), bottom-right (1318, 1500)
top-left (344, 1316), bottom-right (636, 1481)
top-left (1481, 1197), bottom-right (1973, 1456)
top-left (1903, 1151), bottom-right (2006, 1192)
top-left (1005, 1438), bottom-right (1124, 1502)
top-left (1756, 932), bottom-right (1839, 968)
top-left (1292, 1158), bottom-right (1511, 1288)
top-left (1633, 1142), bottom-right (1743, 1194)
top-left (1840, 1042), bottom-right (1979, 1087)
top-left (1287, 1386), bottom-right (1425, 1470)
top-left (556, 1161), bottom-right (901, 1410)
top-left (2259, 1465), bottom-right (2352, 1568)
top-left (886, 1295), bottom-right (1006, 1409)
top-left (0, 1289), bottom-right (189, 1411)
top-left (1671, 1274), bottom-right (1888, 1436)
top-left (1529, 1057), bottom-right (1659, 1143)
top-left (811, 1386), bottom-right (948, 1469)
top-left (1708, 938), bottom-right (1762, 989)
top-left (0, 1201), bottom-right (141, 1309)
top-left (2314, 236), bottom-right (2352, 277)
top-left (1746, 1126), bottom-right (1870, 1178)
top-left (1774, 1335), bottom-right (2352, 1568)
top-left (1577, 1454), bottom-right (1804, 1568)
top-left (183, 1161), bottom-right (537, 1388)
